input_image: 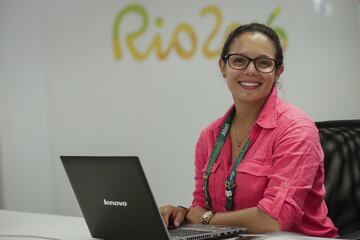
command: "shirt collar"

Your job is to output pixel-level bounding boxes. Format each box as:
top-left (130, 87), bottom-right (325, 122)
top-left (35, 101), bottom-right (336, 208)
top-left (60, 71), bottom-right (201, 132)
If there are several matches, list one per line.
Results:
top-left (213, 87), bottom-right (278, 132)
top-left (255, 86), bottom-right (278, 129)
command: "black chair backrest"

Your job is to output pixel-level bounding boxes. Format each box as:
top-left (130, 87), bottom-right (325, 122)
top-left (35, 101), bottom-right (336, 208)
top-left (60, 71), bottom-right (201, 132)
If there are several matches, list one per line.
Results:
top-left (315, 120), bottom-right (360, 236)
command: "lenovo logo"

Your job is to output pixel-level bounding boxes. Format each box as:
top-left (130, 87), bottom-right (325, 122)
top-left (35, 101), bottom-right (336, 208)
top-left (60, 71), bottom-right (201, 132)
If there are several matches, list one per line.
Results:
top-left (103, 199), bottom-right (128, 207)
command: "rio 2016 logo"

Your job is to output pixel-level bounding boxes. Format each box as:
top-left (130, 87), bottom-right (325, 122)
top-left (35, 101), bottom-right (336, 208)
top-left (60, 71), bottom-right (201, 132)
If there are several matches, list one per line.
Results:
top-left (112, 4), bottom-right (288, 61)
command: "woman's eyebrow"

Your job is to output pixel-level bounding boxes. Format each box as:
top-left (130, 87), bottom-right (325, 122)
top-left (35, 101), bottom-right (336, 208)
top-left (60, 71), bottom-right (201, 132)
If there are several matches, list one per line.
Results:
top-left (230, 53), bottom-right (273, 59)
top-left (256, 54), bottom-right (273, 58)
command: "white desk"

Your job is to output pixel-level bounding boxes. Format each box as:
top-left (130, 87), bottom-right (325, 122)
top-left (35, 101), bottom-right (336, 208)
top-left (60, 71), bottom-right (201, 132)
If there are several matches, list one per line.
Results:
top-left (0, 210), bottom-right (240, 240)
top-left (0, 210), bottom-right (92, 240)
top-left (0, 210), bottom-right (338, 240)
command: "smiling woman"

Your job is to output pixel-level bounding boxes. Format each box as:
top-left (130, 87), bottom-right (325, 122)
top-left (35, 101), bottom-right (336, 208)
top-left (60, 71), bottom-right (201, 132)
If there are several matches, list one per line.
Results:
top-left (0, 0), bottom-right (359, 229)
top-left (159, 23), bottom-right (339, 238)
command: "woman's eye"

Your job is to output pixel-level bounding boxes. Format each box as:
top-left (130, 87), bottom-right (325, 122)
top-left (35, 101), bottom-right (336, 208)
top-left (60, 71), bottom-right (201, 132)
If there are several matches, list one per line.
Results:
top-left (256, 59), bottom-right (272, 67)
top-left (233, 57), bottom-right (247, 65)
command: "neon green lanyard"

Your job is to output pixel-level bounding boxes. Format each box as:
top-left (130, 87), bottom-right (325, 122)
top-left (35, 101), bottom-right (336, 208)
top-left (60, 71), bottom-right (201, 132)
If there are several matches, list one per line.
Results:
top-left (203, 108), bottom-right (250, 211)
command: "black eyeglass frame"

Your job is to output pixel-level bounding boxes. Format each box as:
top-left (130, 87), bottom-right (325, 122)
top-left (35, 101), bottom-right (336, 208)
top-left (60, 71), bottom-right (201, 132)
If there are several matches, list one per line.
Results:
top-left (223, 54), bottom-right (279, 73)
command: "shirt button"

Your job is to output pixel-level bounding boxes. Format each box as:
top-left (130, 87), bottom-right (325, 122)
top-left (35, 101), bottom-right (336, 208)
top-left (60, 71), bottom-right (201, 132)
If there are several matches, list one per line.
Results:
top-left (281, 182), bottom-right (289, 189)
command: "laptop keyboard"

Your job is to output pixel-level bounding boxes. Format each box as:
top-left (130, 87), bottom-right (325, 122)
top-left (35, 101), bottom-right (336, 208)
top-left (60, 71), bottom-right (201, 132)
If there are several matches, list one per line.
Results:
top-left (169, 228), bottom-right (212, 237)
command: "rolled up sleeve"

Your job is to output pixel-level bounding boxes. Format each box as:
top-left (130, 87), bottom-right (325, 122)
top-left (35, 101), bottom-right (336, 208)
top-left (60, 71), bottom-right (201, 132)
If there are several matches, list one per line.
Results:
top-left (257, 120), bottom-right (323, 230)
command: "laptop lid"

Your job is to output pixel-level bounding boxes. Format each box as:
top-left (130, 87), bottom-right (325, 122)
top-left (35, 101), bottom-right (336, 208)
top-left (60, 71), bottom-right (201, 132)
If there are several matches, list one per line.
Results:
top-left (61, 156), bottom-right (246, 240)
top-left (61, 156), bottom-right (170, 240)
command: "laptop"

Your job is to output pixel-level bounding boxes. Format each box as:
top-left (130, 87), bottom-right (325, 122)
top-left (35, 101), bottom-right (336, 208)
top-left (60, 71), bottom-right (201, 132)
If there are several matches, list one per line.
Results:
top-left (60, 156), bottom-right (246, 240)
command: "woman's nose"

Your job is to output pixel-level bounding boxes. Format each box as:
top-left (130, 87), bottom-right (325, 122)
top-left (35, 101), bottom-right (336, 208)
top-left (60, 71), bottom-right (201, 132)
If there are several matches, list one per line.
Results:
top-left (243, 60), bottom-right (257, 74)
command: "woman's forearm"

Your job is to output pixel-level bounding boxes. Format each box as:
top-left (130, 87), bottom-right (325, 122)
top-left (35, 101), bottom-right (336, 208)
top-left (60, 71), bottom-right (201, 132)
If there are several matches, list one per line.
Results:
top-left (210, 207), bottom-right (281, 233)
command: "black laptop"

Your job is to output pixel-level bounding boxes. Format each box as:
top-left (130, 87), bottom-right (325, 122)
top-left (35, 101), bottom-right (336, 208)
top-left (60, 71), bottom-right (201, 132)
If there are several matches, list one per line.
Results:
top-left (60, 156), bottom-right (246, 240)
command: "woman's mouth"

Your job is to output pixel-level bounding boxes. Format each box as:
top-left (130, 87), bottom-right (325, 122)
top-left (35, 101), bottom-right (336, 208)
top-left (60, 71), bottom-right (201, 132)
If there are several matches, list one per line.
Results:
top-left (238, 81), bottom-right (261, 89)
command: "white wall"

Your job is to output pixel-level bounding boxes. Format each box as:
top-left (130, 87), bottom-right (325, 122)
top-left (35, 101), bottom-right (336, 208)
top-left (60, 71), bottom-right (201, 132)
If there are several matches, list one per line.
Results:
top-left (358, 0), bottom-right (360, 30)
top-left (282, 0), bottom-right (360, 120)
top-left (0, 0), bottom-right (54, 212)
top-left (0, 0), bottom-right (360, 215)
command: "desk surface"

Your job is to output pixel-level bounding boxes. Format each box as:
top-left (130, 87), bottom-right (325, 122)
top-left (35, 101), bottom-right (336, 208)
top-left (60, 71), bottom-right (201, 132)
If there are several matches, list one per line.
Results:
top-left (0, 210), bottom-right (92, 240)
top-left (0, 210), bottom-right (338, 240)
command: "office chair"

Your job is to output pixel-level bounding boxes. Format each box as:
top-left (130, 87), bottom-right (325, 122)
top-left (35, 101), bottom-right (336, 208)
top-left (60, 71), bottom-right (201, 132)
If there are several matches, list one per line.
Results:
top-left (315, 120), bottom-right (360, 239)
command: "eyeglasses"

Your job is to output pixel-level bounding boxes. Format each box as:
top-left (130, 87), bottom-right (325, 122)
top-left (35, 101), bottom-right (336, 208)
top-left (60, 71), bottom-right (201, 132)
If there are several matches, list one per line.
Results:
top-left (224, 54), bottom-right (278, 73)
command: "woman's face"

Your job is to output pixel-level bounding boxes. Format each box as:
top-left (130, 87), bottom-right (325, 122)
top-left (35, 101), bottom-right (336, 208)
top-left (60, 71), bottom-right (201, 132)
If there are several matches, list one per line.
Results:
top-left (219, 32), bottom-right (283, 105)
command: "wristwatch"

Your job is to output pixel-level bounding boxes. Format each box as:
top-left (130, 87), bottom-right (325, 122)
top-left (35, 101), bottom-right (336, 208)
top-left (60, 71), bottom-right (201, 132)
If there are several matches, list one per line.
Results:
top-left (201, 210), bottom-right (214, 224)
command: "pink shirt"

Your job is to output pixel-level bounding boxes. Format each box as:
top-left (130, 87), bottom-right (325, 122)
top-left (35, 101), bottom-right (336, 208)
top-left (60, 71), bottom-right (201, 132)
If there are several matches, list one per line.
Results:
top-left (191, 88), bottom-right (338, 238)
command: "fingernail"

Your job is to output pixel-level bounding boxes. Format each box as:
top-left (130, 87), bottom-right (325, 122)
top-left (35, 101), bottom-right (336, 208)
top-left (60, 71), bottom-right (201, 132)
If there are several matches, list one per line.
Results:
top-left (174, 221), bottom-right (179, 227)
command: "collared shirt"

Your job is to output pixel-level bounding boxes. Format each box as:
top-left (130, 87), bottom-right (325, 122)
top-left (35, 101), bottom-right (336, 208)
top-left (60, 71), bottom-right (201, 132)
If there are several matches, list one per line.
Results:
top-left (191, 88), bottom-right (338, 238)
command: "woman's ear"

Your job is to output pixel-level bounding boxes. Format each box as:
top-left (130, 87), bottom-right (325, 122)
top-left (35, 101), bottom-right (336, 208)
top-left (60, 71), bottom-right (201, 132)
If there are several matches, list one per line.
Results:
top-left (275, 65), bottom-right (284, 80)
top-left (219, 58), bottom-right (226, 78)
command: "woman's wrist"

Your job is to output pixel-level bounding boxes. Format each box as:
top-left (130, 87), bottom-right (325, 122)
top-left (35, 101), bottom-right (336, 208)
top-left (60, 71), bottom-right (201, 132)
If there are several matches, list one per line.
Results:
top-left (177, 206), bottom-right (189, 215)
top-left (185, 206), bottom-right (207, 224)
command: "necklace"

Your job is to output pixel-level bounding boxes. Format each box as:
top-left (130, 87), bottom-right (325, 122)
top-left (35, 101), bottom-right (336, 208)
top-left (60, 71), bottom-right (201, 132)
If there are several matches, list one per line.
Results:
top-left (231, 126), bottom-right (250, 149)
top-left (236, 139), bottom-right (244, 148)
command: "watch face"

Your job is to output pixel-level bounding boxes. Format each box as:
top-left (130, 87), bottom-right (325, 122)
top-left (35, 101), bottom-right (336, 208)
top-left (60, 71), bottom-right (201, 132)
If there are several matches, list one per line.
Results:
top-left (202, 211), bottom-right (213, 224)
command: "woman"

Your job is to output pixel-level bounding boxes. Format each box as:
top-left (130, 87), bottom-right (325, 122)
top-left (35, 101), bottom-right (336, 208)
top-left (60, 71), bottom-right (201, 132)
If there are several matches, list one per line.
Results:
top-left (160, 23), bottom-right (338, 238)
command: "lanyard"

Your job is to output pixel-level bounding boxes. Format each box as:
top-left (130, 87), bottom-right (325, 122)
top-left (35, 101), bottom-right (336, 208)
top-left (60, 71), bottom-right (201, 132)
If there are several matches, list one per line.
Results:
top-left (203, 108), bottom-right (251, 211)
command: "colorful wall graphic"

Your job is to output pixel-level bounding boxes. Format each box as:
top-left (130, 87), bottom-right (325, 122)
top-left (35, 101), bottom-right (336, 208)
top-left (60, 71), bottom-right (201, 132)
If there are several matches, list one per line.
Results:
top-left (113, 4), bottom-right (288, 61)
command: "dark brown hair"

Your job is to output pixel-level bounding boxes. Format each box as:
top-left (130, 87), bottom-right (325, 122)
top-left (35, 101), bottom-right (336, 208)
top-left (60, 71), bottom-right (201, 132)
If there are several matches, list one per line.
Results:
top-left (220, 23), bottom-right (283, 67)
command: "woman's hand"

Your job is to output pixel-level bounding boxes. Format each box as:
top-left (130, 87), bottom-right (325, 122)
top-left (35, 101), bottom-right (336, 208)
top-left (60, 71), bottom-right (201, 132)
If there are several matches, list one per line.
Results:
top-left (185, 206), bottom-right (207, 224)
top-left (159, 205), bottom-right (188, 227)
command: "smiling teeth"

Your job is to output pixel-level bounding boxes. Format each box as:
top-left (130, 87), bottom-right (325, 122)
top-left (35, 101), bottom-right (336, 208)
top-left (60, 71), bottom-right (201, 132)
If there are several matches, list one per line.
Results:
top-left (240, 82), bottom-right (259, 87)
